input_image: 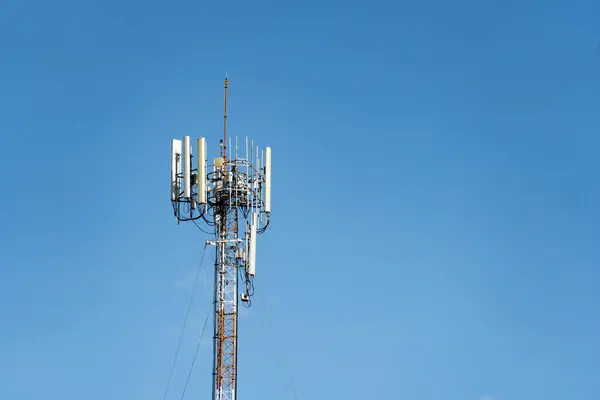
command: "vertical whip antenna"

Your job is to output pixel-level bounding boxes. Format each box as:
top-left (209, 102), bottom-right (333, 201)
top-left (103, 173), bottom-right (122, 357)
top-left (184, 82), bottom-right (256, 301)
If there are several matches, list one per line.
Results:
top-left (223, 75), bottom-right (228, 165)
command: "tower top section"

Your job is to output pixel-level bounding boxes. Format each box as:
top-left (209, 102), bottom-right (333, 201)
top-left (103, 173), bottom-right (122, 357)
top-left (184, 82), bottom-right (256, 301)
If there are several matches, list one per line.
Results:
top-left (169, 79), bottom-right (272, 225)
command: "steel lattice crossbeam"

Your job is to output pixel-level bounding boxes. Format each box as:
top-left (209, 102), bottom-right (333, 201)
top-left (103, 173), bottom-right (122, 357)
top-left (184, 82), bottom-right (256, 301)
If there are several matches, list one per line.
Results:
top-left (213, 218), bottom-right (239, 400)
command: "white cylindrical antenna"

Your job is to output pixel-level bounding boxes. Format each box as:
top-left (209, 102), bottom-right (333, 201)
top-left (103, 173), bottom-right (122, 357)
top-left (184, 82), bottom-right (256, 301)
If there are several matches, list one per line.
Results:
top-left (183, 136), bottom-right (191, 198)
top-left (197, 137), bottom-right (207, 203)
top-left (260, 149), bottom-right (264, 211)
top-left (171, 139), bottom-right (182, 201)
top-left (245, 136), bottom-right (249, 201)
top-left (265, 146), bottom-right (271, 213)
top-left (249, 213), bottom-right (257, 276)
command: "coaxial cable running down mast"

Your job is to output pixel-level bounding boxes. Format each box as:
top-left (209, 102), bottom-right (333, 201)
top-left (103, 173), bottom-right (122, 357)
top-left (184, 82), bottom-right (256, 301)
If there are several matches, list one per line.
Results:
top-left (170, 77), bottom-right (272, 400)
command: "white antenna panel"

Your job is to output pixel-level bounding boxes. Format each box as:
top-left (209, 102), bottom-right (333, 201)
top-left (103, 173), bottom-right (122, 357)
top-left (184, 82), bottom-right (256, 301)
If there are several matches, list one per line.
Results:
top-left (183, 136), bottom-right (191, 198)
top-left (248, 213), bottom-right (257, 276)
top-left (197, 137), bottom-right (207, 203)
top-left (171, 139), bottom-right (182, 201)
top-left (265, 146), bottom-right (271, 213)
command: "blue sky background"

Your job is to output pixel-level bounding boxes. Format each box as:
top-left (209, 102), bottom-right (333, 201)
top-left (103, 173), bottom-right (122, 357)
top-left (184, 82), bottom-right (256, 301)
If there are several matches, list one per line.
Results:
top-left (1, 0), bottom-right (600, 399)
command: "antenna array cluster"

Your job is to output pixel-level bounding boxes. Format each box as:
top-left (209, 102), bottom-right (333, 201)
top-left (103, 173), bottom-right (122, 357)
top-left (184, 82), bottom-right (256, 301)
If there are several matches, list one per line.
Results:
top-left (170, 136), bottom-right (271, 279)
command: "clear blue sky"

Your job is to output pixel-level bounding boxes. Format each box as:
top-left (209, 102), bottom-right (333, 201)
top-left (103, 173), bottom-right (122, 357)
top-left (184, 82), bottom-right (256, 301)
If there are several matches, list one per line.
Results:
top-left (1, 0), bottom-right (600, 399)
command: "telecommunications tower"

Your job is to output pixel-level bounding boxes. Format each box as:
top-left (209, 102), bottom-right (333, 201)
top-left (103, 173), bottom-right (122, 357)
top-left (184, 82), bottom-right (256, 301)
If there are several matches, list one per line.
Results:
top-left (169, 78), bottom-right (272, 400)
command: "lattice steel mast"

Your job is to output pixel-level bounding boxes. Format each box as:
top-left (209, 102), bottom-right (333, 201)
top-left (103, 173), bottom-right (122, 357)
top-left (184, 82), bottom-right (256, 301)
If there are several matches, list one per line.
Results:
top-left (170, 78), bottom-right (271, 400)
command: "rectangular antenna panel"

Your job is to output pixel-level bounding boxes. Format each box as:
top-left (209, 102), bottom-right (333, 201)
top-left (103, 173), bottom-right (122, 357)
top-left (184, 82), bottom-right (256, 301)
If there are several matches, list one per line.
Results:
top-left (171, 139), bottom-right (182, 201)
top-left (183, 136), bottom-right (191, 198)
top-left (249, 213), bottom-right (257, 276)
top-left (265, 146), bottom-right (271, 213)
top-left (197, 137), bottom-right (207, 203)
